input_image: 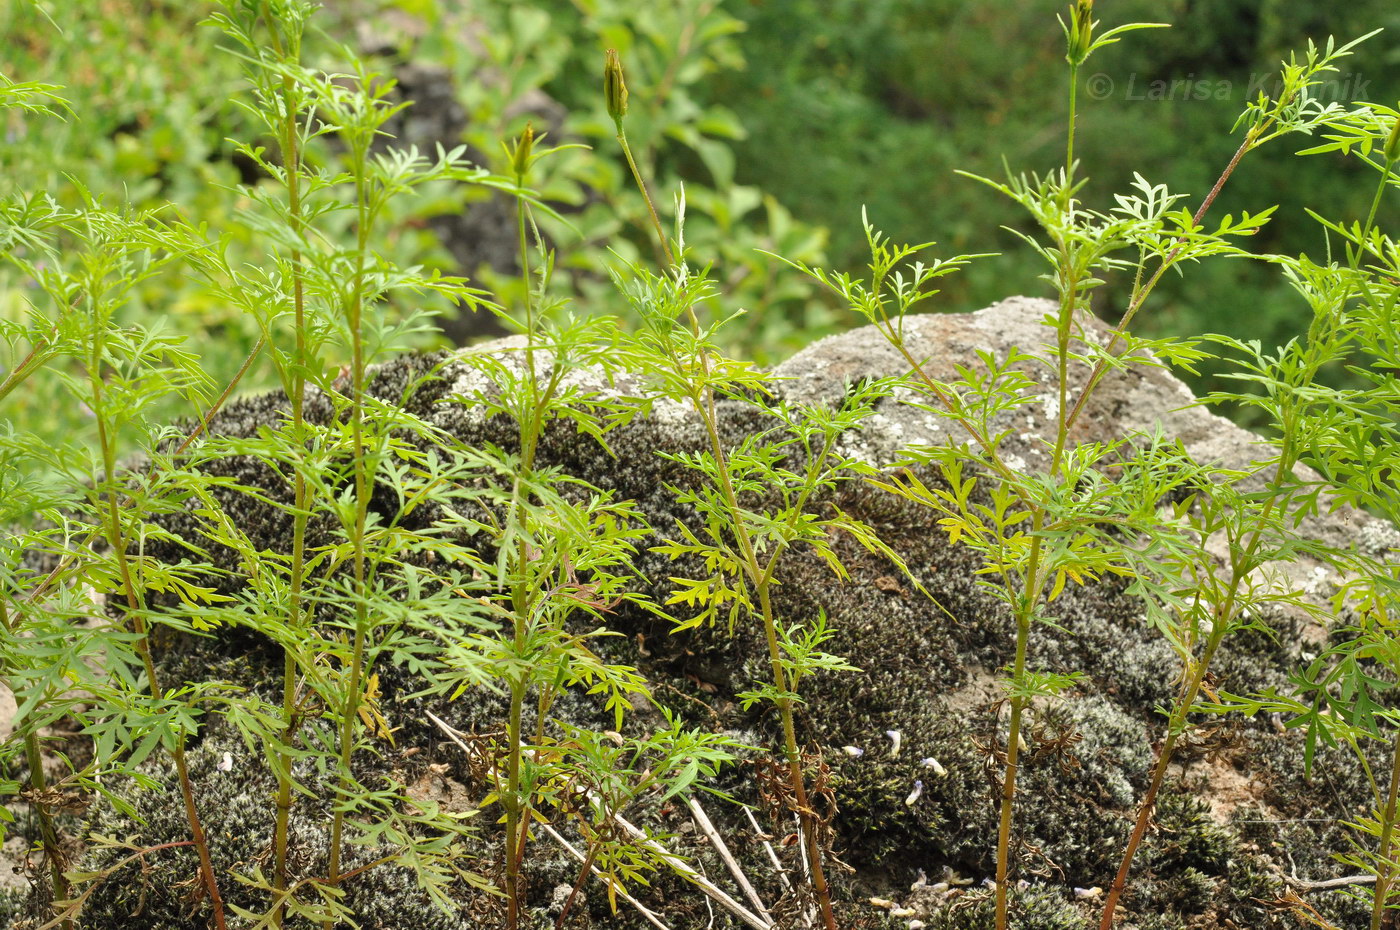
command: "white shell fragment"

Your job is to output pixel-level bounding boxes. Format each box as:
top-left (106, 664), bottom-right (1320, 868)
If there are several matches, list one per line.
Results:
top-left (920, 757), bottom-right (947, 777)
top-left (886, 729), bottom-right (902, 757)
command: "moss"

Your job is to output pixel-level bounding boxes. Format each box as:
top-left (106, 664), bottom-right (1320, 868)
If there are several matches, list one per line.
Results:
top-left (0, 887), bottom-right (26, 927)
top-left (920, 885), bottom-right (1086, 930)
top-left (64, 725), bottom-right (488, 930)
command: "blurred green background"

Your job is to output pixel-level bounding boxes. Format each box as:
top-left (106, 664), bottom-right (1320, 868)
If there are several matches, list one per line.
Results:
top-left (2, 0), bottom-right (1398, 430)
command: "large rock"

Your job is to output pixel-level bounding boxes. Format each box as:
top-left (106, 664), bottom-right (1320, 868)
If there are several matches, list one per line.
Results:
top-left (15, 297), bottom-right (1389, 930)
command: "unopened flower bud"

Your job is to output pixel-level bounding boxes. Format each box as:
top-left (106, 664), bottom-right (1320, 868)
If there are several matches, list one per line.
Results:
top-left (1385, 106), bottom-right (1400, 164)
top-left (605, 49), bottom-right (629, 132)
top-left (1067, 0), bottom-right (1094, 65)
top-left (511, 121), bottom-right (535, 180)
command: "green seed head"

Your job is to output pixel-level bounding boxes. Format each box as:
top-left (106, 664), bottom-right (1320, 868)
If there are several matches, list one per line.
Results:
top-left (1385, 106), bottom-right (1400, 164)
top-left (605, 49), bottom-right (629, 132)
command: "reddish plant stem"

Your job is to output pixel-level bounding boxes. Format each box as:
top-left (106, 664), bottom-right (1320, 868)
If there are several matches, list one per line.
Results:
top-left (1063, 135), bottom-right (1253, 434)
top-left (554, 838), bottom-right (601, 930)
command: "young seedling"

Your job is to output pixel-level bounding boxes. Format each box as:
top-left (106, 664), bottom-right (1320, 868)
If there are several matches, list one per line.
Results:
top-left (607, 49), bottom-right (914, 930)
top-left (1206, 101), bottom-right (1400, 930)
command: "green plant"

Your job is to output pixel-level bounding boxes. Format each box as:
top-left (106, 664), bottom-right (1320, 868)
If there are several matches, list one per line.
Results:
top-left (8, 4), bottom-right (1400, 929)
top-left (774, 8), bottom-right (1387, 930)
top-left (605, 48), bottom-right (919, 930)
top-left (1202, 100), bottom-right (1400, 929)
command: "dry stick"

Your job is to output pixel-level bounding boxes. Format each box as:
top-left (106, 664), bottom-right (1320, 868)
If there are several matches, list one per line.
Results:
top-left (687, 797), bottom-right (774, 926)
top-left (1291, 872), bottom-right (1378, 891)
top-left (742, 806), bottom-right (798, 896)
top-left (540, 823), bottom-right (674, 930)
top-left (427, 712), bottom-right (774, 930)
top-left (611, 813), bottom-right (773, 930)
top-left (1285, 849), bottom-right (1378, 891)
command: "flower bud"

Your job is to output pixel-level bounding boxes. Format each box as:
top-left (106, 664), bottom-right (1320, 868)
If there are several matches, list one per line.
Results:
top-left (511, 121), bottom-right (535, 180)
top-left (605, 48), bottom-right (629, 132)
top-left (1067, 0), bottom-right (1094, 66)
top-left (1385, 106), bottom-right (1400, 164)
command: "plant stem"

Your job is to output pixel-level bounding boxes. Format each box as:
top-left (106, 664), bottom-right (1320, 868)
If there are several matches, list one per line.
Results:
top-left (617, 128), bottom-right (677, 269)
top-left (1098, 425), bottom-right (1292, 928)
top-left (554, 833), bottom-right (601, 929)
top-left (1062, 132), bottom-right (1255, 435)
top-left (325, 131), bottom-right (375, 926)
top-left (20, 715), bottom-right (70, 923)
top-left (993, 214), bottom-right (1082, 926)
top-left (88, 320), bottom-right (227, 929)
top-left (758, 582), bottom-right (838, 930)
top-left (500, 163), bottom-right (546, 930)
top-left (503, 674), bottom-right (527, 930)
top-left (615, 126), bottom-right (838, 929)
top-left (1097, 626), bottom-right (1225, 930)
top-left (260, 10), bottom-right (311, 923)
top-left (0, 331), bottom-right (54, 405)
top-left (1064, 62), bottom-right (1079, 214)
top-left (1370, 726), bottom-right (1400, 930)
top-left (20, 333), bottom-right (264, 614)
top-left (1352, 159), bottom-right (1397, 930)
top-left (993, 540), bottom-right (1040, 928)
